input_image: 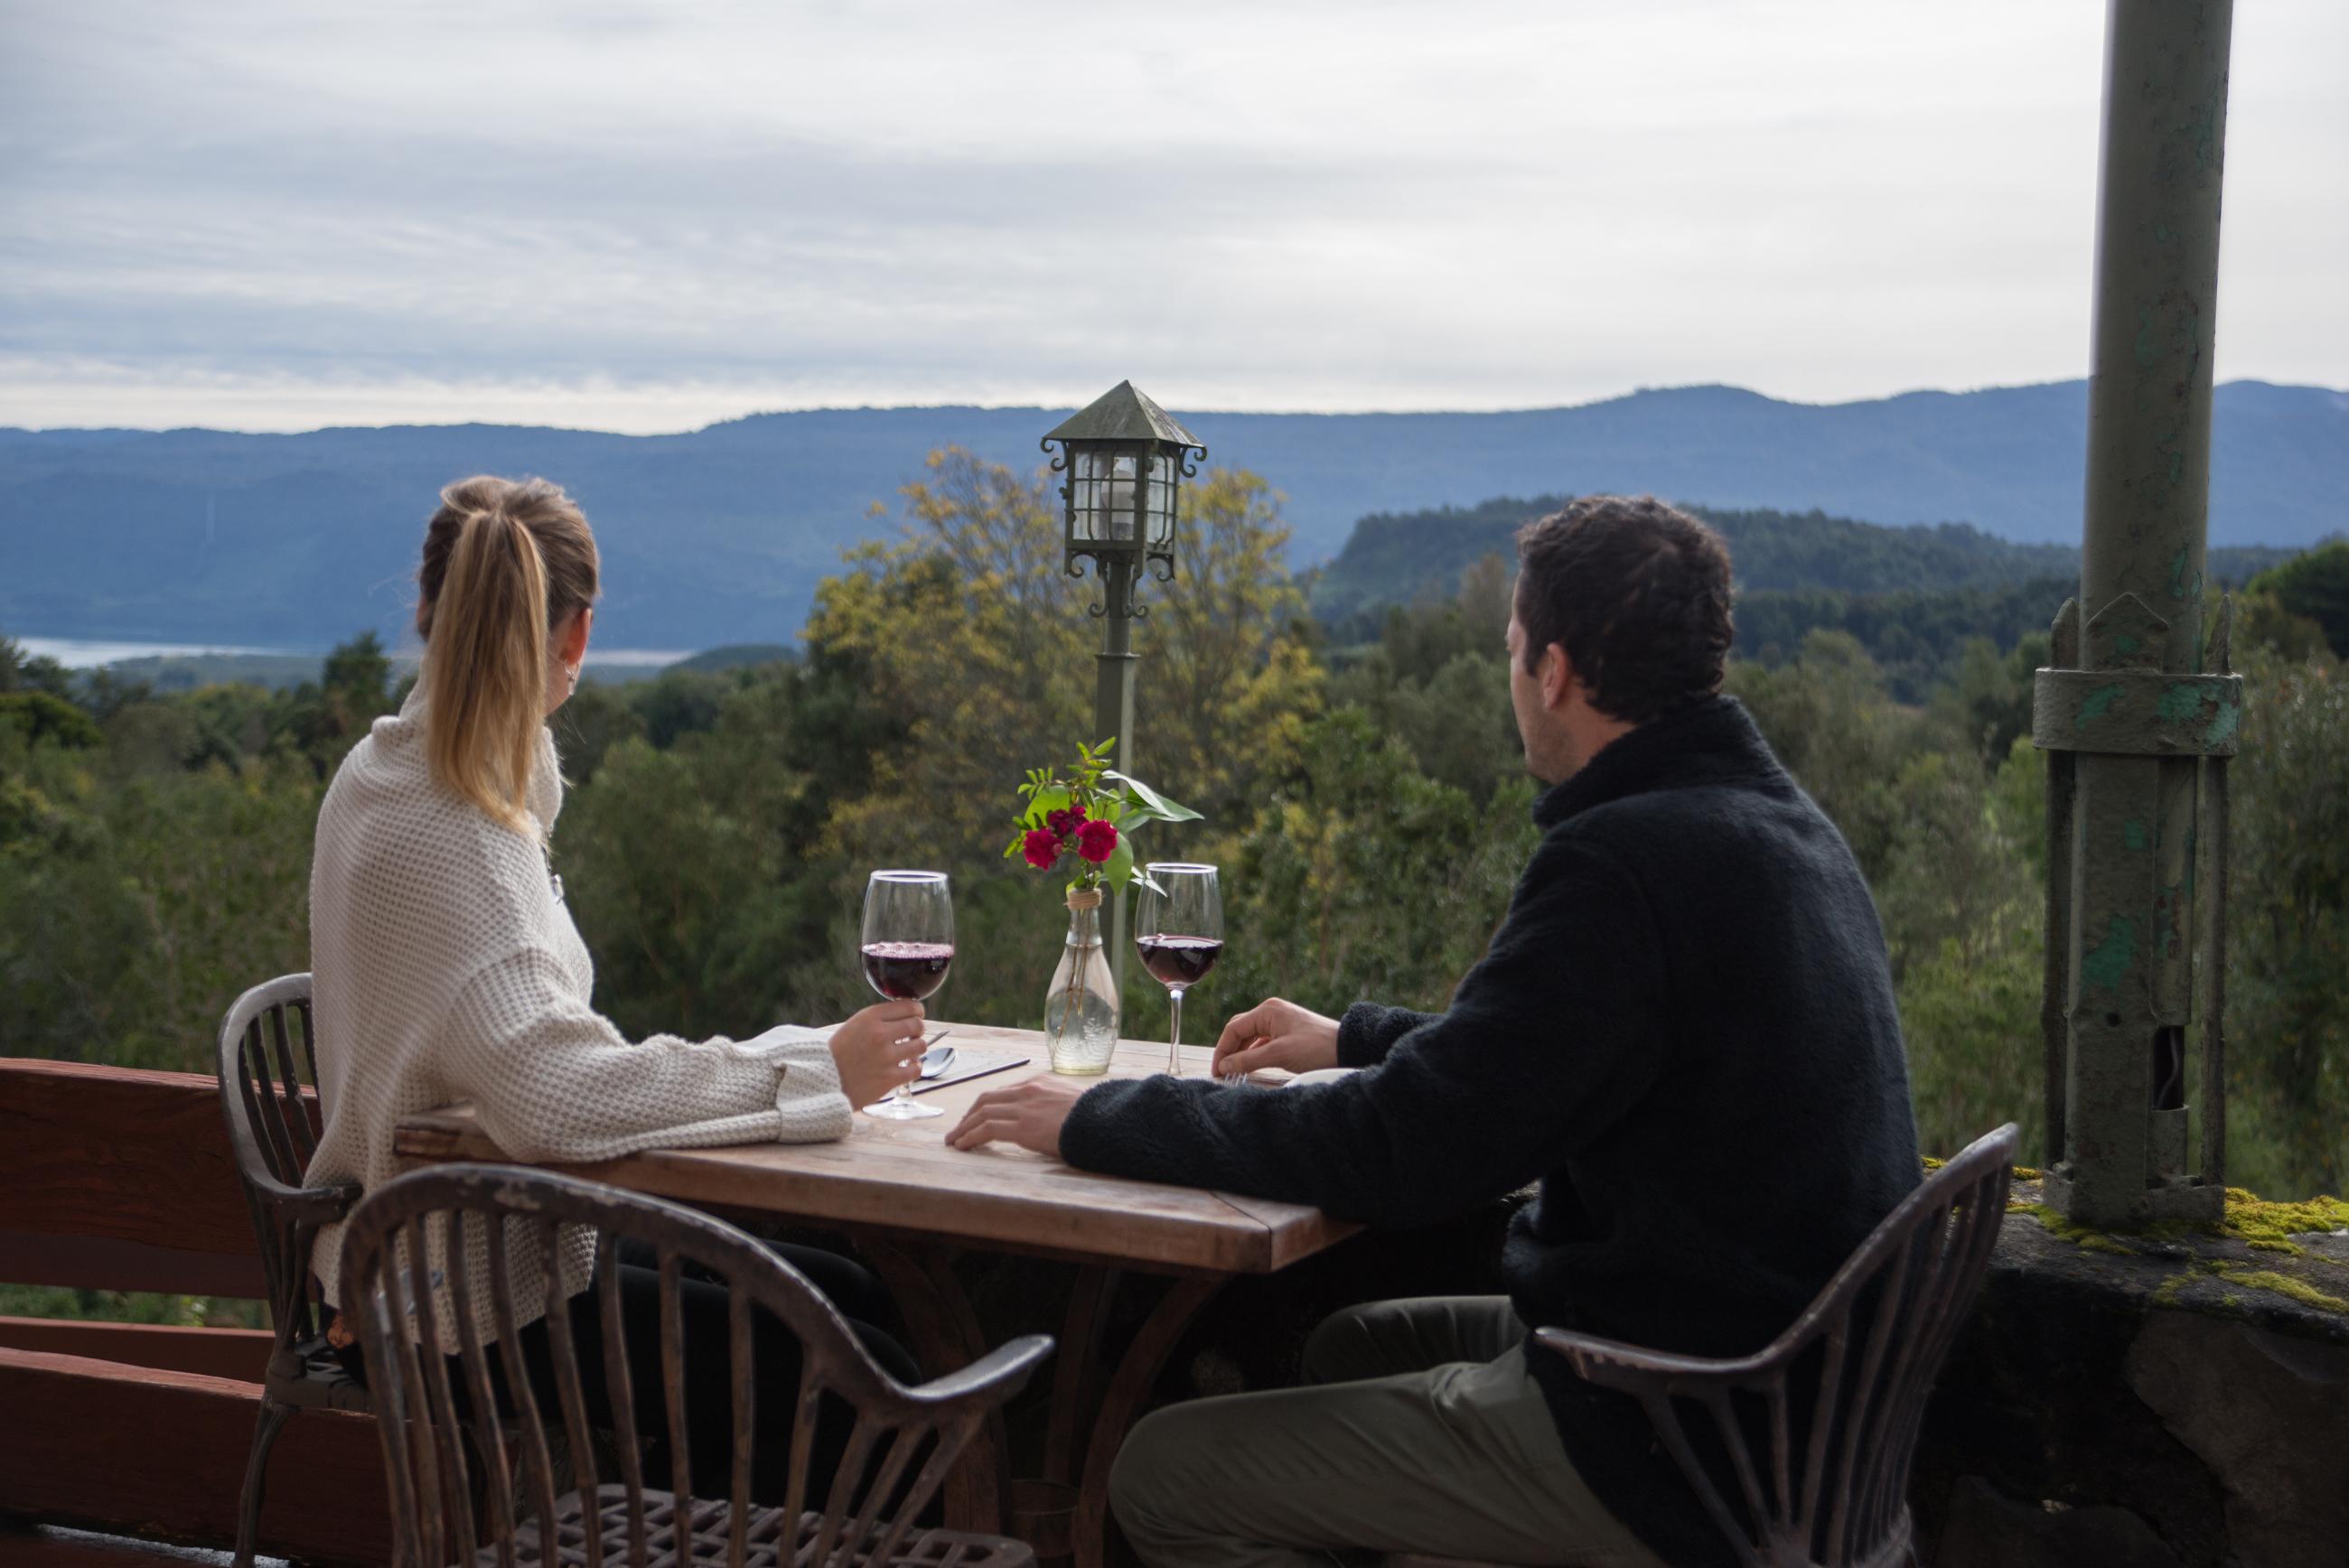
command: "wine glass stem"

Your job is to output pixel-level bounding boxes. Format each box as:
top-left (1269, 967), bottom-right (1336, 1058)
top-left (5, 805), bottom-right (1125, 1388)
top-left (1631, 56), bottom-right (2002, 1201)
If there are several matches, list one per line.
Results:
top-left (1168, 987), bottom-right (1185, 1075)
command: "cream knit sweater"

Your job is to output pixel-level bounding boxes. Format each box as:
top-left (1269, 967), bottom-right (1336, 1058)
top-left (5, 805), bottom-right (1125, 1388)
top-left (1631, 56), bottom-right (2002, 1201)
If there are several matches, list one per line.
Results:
top-left (308, 685), bottom-right (852, 1338)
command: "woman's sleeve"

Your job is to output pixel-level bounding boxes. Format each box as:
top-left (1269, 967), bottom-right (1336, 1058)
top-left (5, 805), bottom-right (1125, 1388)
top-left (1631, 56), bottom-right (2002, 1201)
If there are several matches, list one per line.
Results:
top-left (435, 946), bottom-right (854, 1162)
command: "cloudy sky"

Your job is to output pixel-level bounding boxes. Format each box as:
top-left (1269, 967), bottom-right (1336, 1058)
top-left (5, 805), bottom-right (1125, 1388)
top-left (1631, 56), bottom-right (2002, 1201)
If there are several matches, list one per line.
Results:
top-left (3, 0), bottom-right (2343, 434)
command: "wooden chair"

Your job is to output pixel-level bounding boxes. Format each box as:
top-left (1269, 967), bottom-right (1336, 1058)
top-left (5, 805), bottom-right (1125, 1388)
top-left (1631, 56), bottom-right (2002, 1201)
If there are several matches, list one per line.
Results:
top-left (341, 1162), bottom-right (1054, 1568)
top-left (215, 972), bottom-right (370, 1568)
top-left (1534, 1123), bottom-right (2020, 1568)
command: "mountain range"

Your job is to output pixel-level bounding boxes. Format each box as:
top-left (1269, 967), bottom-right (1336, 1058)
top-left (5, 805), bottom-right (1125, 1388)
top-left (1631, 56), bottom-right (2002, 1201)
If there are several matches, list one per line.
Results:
top-left (3, 379), bottom-right (2342, 650)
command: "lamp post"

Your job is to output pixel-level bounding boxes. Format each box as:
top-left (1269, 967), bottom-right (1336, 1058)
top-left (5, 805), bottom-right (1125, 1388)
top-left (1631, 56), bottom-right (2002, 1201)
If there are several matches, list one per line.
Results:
top-left (1043, 380), bottom-right (1207, 994)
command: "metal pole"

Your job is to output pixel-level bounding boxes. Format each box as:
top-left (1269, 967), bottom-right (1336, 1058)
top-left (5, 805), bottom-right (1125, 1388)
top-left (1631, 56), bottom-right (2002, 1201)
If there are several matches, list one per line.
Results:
top-left (1096, 558), bottom-right (1139, 1002)
top-left (2045, 0), bottom-right (2234, 1228)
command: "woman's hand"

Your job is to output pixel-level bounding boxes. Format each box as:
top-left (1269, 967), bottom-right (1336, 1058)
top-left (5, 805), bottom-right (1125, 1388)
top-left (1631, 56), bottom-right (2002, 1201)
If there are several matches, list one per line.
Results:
top-left (828, 1001), bottom-right (927, 1108)
top-left (1211, 997), bottom-right (1342, 1080)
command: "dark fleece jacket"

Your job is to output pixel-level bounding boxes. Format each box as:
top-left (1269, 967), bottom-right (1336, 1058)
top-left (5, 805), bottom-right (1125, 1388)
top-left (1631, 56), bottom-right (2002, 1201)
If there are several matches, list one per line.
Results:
top-left (1060, 695), bottom-right (1921, 1568)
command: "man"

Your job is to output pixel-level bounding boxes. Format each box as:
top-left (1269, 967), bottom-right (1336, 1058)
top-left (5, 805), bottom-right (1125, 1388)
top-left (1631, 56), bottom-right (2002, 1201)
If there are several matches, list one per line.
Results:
top-left (949, 495), bottom-right (1921, 1568)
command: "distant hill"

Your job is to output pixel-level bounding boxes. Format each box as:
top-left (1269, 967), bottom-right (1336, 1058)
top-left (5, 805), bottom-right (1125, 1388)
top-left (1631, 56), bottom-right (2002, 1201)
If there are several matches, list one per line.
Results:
top-left (3, 379), bottom-right (2341, 649)
top-left (1314, 496), bottom-right (2307, 623)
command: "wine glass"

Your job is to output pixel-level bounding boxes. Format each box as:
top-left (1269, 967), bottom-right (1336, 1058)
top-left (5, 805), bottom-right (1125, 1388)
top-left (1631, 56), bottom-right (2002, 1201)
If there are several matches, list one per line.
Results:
top-left (858, 870), bottom-right (952, 1120)
top-left (1135, 863), bottom-right (1223, 1076)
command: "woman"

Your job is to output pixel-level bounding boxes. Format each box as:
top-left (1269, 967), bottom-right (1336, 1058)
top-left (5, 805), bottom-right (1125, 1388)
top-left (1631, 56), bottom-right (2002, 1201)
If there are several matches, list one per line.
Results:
top-left (307, 473), bottom-right (923, 1498)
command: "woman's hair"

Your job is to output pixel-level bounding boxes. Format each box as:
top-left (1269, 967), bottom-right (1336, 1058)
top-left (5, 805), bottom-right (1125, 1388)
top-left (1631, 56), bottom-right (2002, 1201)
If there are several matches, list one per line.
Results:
top-left (415, 475), bottom-right (599, 835)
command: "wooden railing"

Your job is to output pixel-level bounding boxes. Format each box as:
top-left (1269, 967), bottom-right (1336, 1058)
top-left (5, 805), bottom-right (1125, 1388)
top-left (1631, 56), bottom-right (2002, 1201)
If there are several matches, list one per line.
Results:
top-left (0, 1058), bottom-right (389, 1564)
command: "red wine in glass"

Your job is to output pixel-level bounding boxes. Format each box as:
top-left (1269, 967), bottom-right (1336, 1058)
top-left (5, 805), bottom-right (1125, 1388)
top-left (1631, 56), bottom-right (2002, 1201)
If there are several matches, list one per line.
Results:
top-left (1136, 863), bottom-right (1223, 1076)
top-left (1137, 935), bottom-right (1222, 988)
top-left (861, 941), bottom-right (955, 1000)
top-left (860, 871), bottom-right (952, 1120)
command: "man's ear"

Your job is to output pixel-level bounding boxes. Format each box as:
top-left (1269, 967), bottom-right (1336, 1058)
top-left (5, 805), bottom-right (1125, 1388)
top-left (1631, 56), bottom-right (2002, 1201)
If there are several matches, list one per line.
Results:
top-left (1541, 643), bottom-right (1574, 710)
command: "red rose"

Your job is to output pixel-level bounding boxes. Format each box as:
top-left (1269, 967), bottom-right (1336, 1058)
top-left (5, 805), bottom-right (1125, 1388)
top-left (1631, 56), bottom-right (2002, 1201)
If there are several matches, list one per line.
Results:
top-left (1075, 818), bottom-right (1118, 863)
top-left (1045, 806), bottom-right (1085, 840)
top-left (1022, 828), bottom-right (1062, 869)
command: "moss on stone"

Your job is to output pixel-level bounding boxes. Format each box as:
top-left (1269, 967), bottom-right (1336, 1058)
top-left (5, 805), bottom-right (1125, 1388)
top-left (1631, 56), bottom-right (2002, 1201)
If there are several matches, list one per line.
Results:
top-left (1986, 1169), bottom-right (2349, 1321)
top-left (2219, 1190), bottom-right (2349, 1248)
top-left (2018, 1202), bottom-right (2119, 1250)
top-left (2214, 1269), bottom-right (2348, 1314)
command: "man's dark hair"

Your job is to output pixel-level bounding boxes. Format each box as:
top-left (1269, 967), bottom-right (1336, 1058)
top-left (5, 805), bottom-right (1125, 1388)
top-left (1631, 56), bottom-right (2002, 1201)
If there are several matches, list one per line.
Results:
top-left (1514, 495), bottom-right (1734, 723)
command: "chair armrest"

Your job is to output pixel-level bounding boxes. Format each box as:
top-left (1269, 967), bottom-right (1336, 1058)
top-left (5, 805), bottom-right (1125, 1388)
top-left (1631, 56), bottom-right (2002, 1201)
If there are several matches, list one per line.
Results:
top-left (244, 1171), bottom-right (364, 1227)
top-left (906, 1333), bottom-right (1056, 1407)
top-left (1531, 1325), bottom-right (1778, 1394)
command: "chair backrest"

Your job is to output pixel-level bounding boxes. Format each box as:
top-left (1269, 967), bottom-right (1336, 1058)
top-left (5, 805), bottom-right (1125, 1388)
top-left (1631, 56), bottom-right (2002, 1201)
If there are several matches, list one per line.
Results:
top-left (216, 972), bottom-right (350, 1366)
top-left (341, 1162), bottom-right (1053, 1568)
top-left (1539, 1123), bottom-right (2018, 1568)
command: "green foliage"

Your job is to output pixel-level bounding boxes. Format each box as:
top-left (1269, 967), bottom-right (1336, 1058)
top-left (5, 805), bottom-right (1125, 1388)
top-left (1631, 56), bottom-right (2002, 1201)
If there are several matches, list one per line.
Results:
top-left (1737, 581), bottom-right (2069, 704)
top-left (0, 635), bottom-right (74, 697)
top-left (0, 726), bottom-right (321, 1068)
top-left (1206, 707), bottom-right (1540, 1020)
top-left (10, 452), bottom-right (2349, 1345)
top-left (1325, 554), bottom-right (1522, 804)
top-left (2247, 539), bottom-right (2349, 660)
top-left (0, 1283), bottom-right (265, 1330)
top-left (2224, 646), bottom-right (2349, 1195)
top-left (1322, 498), bottom-right (2307, 699)
top-left (1, 689), bottom-right (103, 749)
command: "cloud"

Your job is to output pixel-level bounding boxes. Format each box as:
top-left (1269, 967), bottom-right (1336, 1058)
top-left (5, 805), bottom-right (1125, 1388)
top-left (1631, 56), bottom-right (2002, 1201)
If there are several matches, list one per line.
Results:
top-left (2, 0), bottom-right (2343, 431)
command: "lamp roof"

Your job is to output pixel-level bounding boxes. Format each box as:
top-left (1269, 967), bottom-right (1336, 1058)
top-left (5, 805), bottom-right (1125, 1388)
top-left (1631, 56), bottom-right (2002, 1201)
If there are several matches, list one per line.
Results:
top-left (1043, 380), bottom-right (1203, 451)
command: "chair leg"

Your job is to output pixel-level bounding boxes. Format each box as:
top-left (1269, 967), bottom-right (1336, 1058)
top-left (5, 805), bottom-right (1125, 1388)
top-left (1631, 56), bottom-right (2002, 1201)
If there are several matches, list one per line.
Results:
top-left (234, 1396), bottom-right (295, 1568)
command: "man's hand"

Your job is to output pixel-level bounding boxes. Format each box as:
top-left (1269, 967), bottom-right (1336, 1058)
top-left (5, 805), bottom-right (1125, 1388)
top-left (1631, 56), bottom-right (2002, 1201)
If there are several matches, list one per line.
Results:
top-left (828, 1001), bottom-right (926, 1107)
top-left (945, 1075), bottom-right (1089, 1157)
top-left (1212, 997), bottom-right (1342, 1080)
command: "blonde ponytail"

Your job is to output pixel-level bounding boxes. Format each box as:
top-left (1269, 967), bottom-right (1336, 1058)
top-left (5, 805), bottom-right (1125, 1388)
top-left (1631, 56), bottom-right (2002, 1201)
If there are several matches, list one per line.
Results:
top-left (415, 476), bottom-right (599, 835)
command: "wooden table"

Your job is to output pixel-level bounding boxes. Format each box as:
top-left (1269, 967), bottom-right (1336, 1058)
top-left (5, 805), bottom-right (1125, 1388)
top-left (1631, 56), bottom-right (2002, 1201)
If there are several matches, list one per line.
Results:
top-left (393, 1024), bottom-right (1360, 1567)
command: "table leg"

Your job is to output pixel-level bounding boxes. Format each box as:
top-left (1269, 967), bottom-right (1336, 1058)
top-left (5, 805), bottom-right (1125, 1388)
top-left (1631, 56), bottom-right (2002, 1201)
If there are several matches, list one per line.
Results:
top-left (857, 1246), bottom-right (1222, 1567)
top-left (856, 1237), bottom-right (1010, 1536)
top-left (1043, 1265), bottom-right (1118, 1485)
top-left (1074, 1274), bottom-right (1221, 1568)
top-left (1007, 1264), bottom-right (1121, 1558)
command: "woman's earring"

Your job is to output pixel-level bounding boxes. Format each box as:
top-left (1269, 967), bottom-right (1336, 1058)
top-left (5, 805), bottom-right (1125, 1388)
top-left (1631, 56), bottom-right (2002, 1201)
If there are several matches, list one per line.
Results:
top-left (565, 662), bottom-right (581, 694)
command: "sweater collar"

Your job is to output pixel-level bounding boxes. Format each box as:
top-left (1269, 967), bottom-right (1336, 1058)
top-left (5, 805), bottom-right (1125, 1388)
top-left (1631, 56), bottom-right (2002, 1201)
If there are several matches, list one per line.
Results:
top-left (1531, 695), bottom-right (1781, 829)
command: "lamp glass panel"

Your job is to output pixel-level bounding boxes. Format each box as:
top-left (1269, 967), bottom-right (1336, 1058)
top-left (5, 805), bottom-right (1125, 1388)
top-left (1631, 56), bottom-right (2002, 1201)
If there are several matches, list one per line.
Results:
top-left (1145, 455), bottom-right (1177, 549)
top-left (1108, 451), bottom-right (1137, 540)
top-left (1072, 447), bottom-right (1142, 544)
top-left (1072, 448), bottom-right (1100, 543)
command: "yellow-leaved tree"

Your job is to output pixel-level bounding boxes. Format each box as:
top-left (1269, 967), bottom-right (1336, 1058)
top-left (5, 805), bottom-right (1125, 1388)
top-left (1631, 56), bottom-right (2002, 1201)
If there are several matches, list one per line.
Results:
top-left (788, 447), bottom-right (1322, 1027)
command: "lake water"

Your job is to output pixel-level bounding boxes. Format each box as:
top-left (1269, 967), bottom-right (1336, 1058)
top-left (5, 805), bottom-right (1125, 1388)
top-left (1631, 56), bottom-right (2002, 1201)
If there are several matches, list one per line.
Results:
top-left (16, 636), bottom-right (690, 670)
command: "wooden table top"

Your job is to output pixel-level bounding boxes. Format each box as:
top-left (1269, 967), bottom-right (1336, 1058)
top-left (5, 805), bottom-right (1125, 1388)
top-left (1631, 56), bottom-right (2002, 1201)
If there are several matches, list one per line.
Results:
top-left (392, 1023), bottom-right (1358, 1276)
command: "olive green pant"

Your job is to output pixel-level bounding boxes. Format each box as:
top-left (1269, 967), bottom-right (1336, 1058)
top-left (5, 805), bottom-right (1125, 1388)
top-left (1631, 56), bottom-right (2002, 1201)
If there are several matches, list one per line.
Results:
top-left (1109, 1296), bottom-right (1669, 1568)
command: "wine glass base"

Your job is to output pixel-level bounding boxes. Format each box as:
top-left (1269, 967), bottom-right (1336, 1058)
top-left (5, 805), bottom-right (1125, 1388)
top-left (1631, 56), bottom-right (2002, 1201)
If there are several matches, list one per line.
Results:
top-left (864, 1097), bottom-right (944, 1120)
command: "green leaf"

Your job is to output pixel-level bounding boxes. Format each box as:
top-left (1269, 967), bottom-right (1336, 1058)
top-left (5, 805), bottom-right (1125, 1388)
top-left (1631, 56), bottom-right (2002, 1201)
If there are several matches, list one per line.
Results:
top-left (1104, 770), bottom-right (1202, 825)
top-left (1020, 784), bottom-right (1072, 827)
top-left (1102, 837), bottom-right (1165, 897)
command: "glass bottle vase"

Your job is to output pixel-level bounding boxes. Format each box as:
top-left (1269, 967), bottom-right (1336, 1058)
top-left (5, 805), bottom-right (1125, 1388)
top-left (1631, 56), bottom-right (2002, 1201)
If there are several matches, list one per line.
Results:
top-left (1044, 891), bottom-right (1119, 1075)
